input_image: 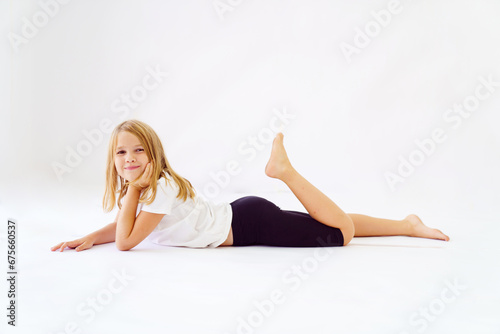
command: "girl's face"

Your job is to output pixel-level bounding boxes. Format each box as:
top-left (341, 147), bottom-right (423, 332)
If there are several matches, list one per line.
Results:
top-left (114, 131), bottom-right (150, 182)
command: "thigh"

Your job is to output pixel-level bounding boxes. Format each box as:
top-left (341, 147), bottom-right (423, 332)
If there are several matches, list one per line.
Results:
top-left (230, 196), bottom-right (344, 247)
top-left (259, 209), bottom-right (344, 247)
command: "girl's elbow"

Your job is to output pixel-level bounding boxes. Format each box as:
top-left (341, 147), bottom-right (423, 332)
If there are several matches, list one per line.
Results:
top-left (116, 240), bottom-right (132, 251)
top-left (116, 244), bottom-right (130, 251)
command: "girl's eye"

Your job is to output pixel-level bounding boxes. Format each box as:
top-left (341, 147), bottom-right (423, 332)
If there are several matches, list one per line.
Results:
top-left (116, 149), bottom-right (144, 154)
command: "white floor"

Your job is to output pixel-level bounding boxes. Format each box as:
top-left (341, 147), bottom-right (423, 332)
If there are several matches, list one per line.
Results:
top-left (1, 190), bottom-right (499, 334)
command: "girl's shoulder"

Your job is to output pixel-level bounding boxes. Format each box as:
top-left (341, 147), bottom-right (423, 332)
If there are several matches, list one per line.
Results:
top-left (156, 173), bottom-right (179, 193)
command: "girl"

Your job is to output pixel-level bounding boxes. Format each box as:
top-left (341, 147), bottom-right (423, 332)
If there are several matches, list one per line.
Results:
top-left (51, 119), bottom-right (449, 252)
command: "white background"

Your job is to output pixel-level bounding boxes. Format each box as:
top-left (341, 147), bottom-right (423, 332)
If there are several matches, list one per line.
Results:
top-left (1, 1), bottom-right (499, 333)
top-left (2, 0), bottom-right (499, 225)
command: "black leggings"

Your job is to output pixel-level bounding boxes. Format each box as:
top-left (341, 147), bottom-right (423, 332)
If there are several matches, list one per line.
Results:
top-left (229, 196), bottom-right (344, 247)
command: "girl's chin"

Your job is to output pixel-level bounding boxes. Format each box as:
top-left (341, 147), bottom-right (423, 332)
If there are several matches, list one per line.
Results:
top-left (120, 175), bottom-right (134, 182)
top-left (124, 169), bottom-right (141, 176)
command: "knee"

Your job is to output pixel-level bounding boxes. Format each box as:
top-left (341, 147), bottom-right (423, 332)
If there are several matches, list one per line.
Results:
top-left (341, 216), bottom-right (355, 246)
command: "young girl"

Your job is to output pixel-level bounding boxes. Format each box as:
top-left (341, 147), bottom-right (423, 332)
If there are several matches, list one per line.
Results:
top-left (51, 119), bottom-right (449, 252)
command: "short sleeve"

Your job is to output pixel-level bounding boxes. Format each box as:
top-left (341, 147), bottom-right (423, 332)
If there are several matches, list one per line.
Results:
top-left (140, 178), bottom-right (177, 215)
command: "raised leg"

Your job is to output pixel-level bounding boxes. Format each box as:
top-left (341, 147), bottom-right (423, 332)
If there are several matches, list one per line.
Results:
top-left (265, 133), bottom-right (355, 246)
top-left (264, 132), bottom-right (450, 245)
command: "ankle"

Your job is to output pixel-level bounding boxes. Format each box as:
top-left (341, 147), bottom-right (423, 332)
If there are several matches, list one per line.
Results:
top-left (280, 166), bottom-right (298, 184)
top-left (405, 219), bottom-right (415, 237)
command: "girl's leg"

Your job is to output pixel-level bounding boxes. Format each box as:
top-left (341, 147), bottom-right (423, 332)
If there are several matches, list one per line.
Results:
top-left (348, 214), bottom-right (410, 237)
top-left (264, 133), bottom-right (450, 245)
top-left (265, 133), bottom-right (355, 245)
top-left (348, 213), bottom-right (450, 241)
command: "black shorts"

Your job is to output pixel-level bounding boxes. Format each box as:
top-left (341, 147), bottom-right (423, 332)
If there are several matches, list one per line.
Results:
top-left (229, 196), bottom-right (344, 247)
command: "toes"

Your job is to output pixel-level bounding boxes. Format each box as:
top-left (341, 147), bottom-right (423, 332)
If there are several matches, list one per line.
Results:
top-left (435, 229), bottom-right (449, 241)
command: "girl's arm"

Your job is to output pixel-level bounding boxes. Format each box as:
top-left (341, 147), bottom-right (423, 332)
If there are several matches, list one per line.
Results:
top-left (51, 211), bottom-right (119, 252)
top-left (87, 209), bottom-right (120, 245)
top-left (115, 185), bottom-right (141, 249)
top-left (88, 222), bottom-right (117, 245)
top-left (115, 164), bottom-right (164, 251)
top-left (115, 185), bottom-right (164, 251)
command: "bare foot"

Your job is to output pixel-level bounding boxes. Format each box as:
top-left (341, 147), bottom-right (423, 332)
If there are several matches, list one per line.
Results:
top-left (406, 214), bottom-right (450, 241)
top-left (265, 132), bottom-right (294, 180)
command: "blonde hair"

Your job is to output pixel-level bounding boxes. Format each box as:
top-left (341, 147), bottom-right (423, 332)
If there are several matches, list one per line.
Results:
top-left (102, 119), bottom-right (196, 213)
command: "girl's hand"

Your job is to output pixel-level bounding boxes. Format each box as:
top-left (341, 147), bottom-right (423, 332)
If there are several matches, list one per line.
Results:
top-left (130, 162), bottom-right (153, 190)
top-left (51, 235), bottom-right (96, 252)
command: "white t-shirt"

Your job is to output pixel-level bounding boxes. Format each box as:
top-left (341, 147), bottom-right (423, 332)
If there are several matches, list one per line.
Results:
top-left (129, 174), bottom-right (233, 248)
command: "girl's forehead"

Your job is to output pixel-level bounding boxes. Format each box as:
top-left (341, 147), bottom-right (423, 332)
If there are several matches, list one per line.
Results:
top-left (116, 131), bottom-right (142, 146)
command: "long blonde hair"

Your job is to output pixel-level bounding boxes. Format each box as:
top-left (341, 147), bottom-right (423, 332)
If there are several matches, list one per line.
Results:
top-left (102, 119), bottom-right (196, 212)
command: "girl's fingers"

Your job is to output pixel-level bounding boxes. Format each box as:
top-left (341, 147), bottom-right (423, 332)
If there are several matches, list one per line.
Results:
top-left (76, 241), bottom-right (93, 252)
top-left (67, 240), bottom-right (80, 249)
top-left (51, 242), bottom-right (63, 251)
top-left (137, 163), bottom-right (152, 188)
top-left (59, 242), bottom-right (67, 252)
top-left (51, 240), bottom-right (81, 252)
top-left (75, 242), bottom-right (86, 252)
